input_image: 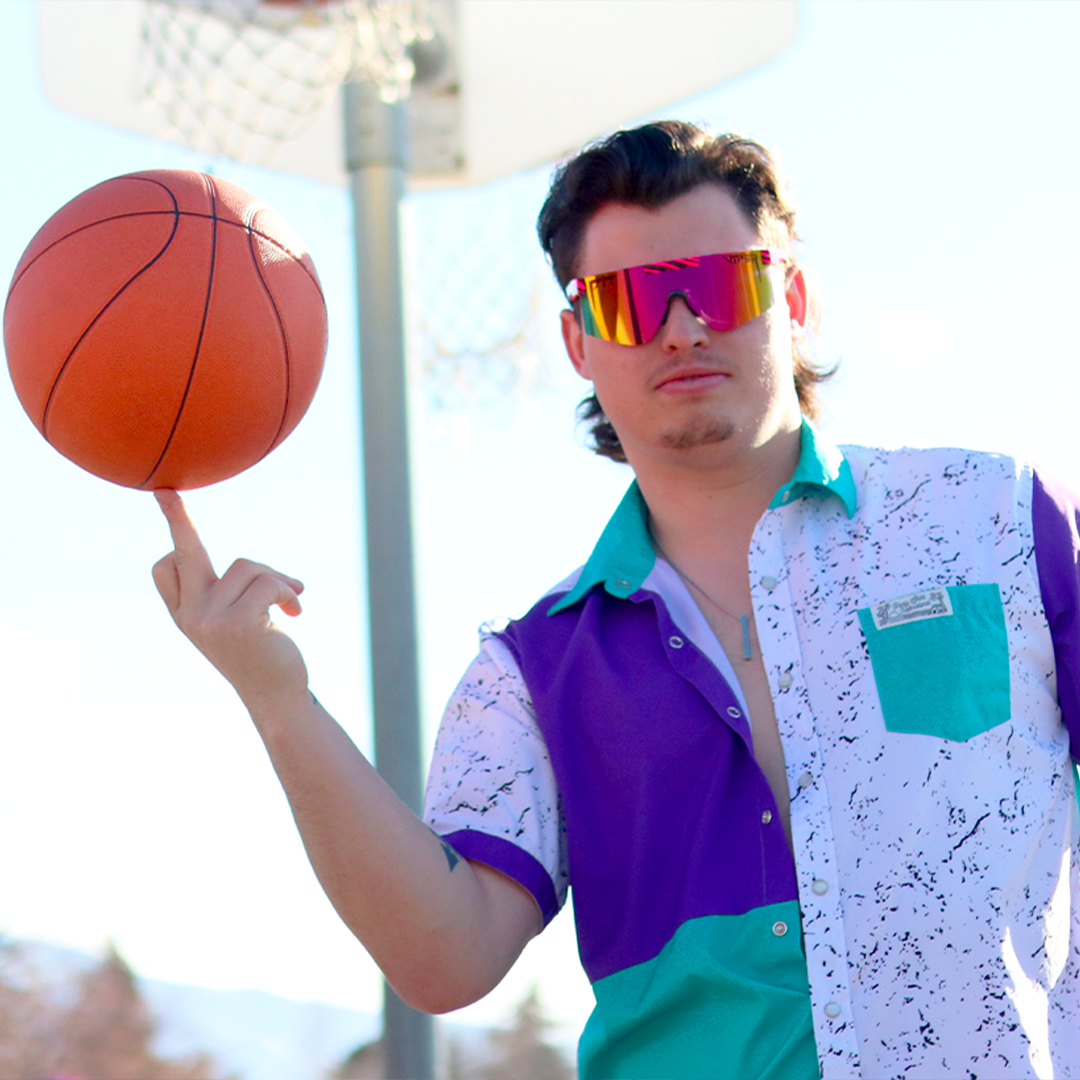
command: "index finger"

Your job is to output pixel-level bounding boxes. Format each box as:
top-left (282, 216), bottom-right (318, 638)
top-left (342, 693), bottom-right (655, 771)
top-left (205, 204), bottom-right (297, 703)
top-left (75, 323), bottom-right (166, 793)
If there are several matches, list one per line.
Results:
top-left (154, 488), bottom-right (217, 587)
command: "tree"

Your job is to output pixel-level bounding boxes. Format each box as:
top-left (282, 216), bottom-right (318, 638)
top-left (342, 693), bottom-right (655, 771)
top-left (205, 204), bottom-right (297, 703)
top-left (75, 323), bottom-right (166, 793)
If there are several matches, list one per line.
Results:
top-left (56, 942), bottom-right (216, 1080)
top-left (482, 987), bottom-right (573, 1080)
top-left (0, 938), bottom-right (224, 1080)
top-left (332, 987), bottom-right (574, 1080)
top-left (0, 939), bottom-right (64, 1080)
top-left (331, 1037), bottom-right (384, 1080)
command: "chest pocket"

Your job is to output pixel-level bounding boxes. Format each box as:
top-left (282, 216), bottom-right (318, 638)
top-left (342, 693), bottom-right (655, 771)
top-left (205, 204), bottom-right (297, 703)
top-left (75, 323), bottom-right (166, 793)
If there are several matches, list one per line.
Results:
top-left (857, 583), bottom-right (1011, 742)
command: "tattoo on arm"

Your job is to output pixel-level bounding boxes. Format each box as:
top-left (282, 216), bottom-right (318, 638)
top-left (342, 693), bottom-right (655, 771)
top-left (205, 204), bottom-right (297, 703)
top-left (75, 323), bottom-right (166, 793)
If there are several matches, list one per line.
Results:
top-left (440, 839), bottom-right (460, 872)
top-left (427, 827), bottom-right (461, 871)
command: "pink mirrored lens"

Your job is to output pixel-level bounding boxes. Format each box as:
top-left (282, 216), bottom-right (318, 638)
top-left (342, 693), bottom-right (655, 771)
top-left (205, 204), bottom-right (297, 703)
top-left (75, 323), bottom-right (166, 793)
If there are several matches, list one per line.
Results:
top-left (575, 249), bottom-right (782, 345)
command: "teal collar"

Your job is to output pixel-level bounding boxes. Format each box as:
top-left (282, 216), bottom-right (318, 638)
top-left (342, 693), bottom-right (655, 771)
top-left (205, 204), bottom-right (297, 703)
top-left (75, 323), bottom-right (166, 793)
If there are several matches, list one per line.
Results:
top-left (548, 420), bottom-right (857, 615)
top-left (769, 418), bottom-right (857, 517)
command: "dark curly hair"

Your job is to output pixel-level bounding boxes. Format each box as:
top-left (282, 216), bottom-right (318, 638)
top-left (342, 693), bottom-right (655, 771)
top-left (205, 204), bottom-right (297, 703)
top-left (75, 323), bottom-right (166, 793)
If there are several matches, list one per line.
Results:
top-left (537, 120), bottom-right (832, 463)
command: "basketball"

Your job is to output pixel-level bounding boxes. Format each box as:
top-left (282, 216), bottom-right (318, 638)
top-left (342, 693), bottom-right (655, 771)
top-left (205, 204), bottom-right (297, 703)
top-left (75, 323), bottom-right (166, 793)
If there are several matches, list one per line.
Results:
top-left (3, 169), bottom-right (327, 490)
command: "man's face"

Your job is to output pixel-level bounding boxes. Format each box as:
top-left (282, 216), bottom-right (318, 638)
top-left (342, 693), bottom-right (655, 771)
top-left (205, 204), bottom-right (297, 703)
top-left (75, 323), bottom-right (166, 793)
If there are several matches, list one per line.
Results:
top-left (561, 183), bottom-right (806, 470)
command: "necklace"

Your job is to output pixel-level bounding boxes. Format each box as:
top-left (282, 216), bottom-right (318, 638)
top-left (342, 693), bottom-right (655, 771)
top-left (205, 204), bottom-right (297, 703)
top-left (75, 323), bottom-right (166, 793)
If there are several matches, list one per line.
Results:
top-left (650, 534), bottom-right (753, 661)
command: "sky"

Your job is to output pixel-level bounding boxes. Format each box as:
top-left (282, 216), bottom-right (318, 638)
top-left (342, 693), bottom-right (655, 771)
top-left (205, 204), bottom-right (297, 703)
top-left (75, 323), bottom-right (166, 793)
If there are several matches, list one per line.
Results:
top-left (2, 0), bottom-right (1080, 1055)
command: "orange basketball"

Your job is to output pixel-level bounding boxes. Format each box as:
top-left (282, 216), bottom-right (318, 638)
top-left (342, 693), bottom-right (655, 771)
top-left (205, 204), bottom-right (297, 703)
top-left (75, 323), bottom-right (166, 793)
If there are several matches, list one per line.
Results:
top-left (3, 169), bottom-right (327, 490)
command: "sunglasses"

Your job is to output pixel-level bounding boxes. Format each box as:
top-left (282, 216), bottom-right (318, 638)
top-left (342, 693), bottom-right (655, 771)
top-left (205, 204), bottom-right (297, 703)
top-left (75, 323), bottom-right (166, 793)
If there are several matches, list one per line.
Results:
top-left (566, 249), bottom-right (787, 346)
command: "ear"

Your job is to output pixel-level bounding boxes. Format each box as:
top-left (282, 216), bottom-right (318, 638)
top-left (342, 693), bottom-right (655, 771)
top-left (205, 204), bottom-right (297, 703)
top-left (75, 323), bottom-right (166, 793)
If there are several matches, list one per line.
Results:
top-left (561, 308), bottom-right (592, 380)
top-left (785, 266), bottom-right (808, 332)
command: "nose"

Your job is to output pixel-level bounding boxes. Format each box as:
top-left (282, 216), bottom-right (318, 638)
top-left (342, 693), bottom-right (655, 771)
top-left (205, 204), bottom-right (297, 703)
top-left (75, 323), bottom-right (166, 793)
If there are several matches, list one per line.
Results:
top-left (657, 295), bottom-right (709, 350)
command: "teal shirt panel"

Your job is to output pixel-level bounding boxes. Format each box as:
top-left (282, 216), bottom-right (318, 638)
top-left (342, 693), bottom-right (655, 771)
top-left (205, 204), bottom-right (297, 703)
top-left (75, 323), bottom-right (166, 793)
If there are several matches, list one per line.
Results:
top-left (578, 902), bottom-right (817, 1080)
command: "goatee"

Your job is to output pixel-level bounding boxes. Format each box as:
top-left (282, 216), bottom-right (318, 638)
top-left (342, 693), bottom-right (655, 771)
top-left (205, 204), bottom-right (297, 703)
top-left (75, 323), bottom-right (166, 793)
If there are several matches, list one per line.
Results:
top-left (658, 418), bottom-right (735, 451)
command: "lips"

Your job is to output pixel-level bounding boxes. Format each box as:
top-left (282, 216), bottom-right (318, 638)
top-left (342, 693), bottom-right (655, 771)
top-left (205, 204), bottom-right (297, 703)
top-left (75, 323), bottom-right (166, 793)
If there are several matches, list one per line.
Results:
top-left (655, 366), bottom-right (731, 391)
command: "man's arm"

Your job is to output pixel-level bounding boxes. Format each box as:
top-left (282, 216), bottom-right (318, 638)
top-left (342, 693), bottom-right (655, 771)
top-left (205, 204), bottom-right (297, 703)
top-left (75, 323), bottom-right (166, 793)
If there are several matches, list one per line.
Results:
top-left (151, 490), bottom-right (542, 1013)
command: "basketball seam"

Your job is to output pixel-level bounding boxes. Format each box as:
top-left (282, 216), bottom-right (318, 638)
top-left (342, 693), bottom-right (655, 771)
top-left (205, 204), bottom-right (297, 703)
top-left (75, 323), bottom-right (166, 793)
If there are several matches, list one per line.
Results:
top-left (139, 175), bottom-right (220, 489)
top-left (9, 212), bottom-right (324, 301)
top-left (244, 202), bottom-right (294, 466)
top-left (40, 177), bottom-right (182, 440)
top-left (240, 208), bottom-right (325, 299)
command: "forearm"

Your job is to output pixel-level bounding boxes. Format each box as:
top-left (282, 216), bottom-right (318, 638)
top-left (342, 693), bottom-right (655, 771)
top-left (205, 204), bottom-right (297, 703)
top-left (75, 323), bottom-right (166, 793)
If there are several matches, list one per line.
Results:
top-left (149, 493), bottom-right (534, 1009)
top-left (249, 691), bottom-right (541, 1012)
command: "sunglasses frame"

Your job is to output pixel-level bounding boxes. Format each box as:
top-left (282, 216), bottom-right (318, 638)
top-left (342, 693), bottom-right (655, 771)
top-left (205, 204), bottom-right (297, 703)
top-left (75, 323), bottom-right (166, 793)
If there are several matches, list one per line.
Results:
top-left (567, 248), bottom-right (788, 346)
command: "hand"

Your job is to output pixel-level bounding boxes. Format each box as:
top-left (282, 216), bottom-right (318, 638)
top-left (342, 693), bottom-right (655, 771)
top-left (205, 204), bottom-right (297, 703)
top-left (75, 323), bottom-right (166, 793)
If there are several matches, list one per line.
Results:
top-left (152, 489), bottom-right (310, 715)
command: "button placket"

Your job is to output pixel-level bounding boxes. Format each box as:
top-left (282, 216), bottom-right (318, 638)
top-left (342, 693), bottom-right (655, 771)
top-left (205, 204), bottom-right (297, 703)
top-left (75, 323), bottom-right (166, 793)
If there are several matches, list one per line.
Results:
top-left (789, 749), bottom-right (860, 1074)
top-left (750, 511), bottom-right (861, 1076)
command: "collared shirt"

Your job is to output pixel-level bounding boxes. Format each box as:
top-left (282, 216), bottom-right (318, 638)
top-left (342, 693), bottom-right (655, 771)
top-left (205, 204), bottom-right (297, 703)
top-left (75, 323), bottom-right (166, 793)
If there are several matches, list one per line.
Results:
top-left (424, 422), bottom-right (1080, 1079)
top-left (548, 420), bottom-right (857, 616)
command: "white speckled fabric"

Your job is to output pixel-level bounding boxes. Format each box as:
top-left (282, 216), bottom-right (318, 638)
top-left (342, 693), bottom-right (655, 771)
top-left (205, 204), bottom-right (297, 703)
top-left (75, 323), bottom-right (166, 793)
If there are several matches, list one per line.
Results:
top-left (425, 442), bottom-right (1080, 1080)
top-left (760, 446), bottom-right (1080, 1079)
top-left (424, 631), bottom-right (571, 911)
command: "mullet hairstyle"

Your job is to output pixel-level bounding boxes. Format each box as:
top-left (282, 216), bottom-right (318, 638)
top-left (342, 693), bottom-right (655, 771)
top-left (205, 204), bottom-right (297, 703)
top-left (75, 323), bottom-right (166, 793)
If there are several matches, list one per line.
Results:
top-left (537, 120), bottom-right (833, 463)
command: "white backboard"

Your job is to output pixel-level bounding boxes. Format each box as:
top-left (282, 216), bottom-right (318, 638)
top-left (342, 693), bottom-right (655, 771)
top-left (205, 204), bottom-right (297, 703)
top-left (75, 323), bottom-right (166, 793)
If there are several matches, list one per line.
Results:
top-left (39, 0), bottom-right (797, 187)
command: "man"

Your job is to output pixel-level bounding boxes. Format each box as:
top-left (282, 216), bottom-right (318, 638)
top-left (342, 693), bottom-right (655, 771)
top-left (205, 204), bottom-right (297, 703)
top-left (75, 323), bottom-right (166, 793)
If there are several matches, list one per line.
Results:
top-left (155, 121), bottom-right (1080, 1079)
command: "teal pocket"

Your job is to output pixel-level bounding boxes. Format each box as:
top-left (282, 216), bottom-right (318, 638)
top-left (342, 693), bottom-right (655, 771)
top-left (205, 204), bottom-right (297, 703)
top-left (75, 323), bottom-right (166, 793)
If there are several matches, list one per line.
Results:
top-left (857, 584), bottom-right (1011, 742)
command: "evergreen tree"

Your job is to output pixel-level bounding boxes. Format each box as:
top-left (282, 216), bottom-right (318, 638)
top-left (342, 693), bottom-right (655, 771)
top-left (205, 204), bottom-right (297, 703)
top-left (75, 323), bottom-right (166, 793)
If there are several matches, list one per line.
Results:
top-left (332, 987), bottom-right (574, 1080)
top-left (483, 988), bottom-right (573, 1080)
top-left (56, 943), bottom-right (217, 1080)
top-left (0, 939), bottom-right (223, 1080)
top-left (0, 939), bottom-right (63, 1080)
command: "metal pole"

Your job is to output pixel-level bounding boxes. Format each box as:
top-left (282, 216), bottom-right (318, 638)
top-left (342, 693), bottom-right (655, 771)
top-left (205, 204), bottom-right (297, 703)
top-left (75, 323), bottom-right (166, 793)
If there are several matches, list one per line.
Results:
top-left (343, 78), bottom-right (436, 1080)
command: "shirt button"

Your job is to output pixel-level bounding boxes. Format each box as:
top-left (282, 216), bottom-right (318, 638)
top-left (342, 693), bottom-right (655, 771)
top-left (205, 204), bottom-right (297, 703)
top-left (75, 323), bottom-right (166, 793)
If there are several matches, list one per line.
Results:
top-left (798, 772), bottom-right (813, 789)
top-left (812, 879), bottom-right (829, 896)
top-left (772, 920), bottom-right (788, 937)
top-left (760, 575), bottom-right (778, 591)
top-left (668, 635), bottom-right (684, 648)
top-left (778, 671), bottom-right (793, 689)
top-left (726, 706), bottom-right (742, 719)
top-left (761, 810), bottom-right (773, 825)
top-left (615, 579), bottom-right (630, 589)
top-left (825, 1002), bottom-right (842, 1018)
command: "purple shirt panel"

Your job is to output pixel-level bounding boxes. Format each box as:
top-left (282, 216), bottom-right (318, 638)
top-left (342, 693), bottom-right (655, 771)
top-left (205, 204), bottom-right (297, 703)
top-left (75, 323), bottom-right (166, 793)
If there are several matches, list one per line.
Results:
top-left (441, 829), bottom-right (560, 926)
top-left (498, 585), bottom-right (798, 983)
top-left (1032, 467), bottom-right (1080, 760)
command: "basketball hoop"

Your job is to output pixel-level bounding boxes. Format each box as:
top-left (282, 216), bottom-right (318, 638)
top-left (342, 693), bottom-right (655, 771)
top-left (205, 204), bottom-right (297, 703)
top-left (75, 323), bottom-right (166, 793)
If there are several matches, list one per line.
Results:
top-left (411, 177), bottom-right (550, 407)
top-left (139, 0), bottom-right (432, 165)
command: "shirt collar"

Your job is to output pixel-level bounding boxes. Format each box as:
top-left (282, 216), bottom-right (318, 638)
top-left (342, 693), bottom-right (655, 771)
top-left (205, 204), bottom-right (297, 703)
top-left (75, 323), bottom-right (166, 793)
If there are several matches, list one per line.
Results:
top-left (547, 419), bottom-right (857, 615)
top-left (770, 418), bottom-right (857, 518)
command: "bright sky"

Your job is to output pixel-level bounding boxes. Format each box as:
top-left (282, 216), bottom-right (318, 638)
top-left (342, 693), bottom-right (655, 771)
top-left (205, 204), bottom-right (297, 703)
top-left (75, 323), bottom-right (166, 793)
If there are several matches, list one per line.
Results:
top-left (2, 0), bottom-right (1079, 1053)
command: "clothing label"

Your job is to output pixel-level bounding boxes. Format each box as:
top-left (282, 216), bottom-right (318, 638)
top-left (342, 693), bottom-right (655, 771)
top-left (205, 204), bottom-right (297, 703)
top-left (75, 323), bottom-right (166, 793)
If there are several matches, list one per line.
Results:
top-left (870, 588), bottom-right (953, 630)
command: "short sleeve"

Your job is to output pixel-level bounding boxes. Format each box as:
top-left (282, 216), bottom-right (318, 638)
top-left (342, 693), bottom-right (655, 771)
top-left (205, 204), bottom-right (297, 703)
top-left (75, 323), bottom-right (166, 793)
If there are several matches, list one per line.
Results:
top-left (1032, 467), bottom-right (1080, 760)
top-left (423, 632), bottom-right (569, 925)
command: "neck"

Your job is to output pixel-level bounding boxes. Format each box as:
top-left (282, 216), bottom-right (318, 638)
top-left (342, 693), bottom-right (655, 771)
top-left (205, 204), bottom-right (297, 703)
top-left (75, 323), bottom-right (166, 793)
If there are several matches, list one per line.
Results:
top-left (634, 420), bottom-right (802, 561)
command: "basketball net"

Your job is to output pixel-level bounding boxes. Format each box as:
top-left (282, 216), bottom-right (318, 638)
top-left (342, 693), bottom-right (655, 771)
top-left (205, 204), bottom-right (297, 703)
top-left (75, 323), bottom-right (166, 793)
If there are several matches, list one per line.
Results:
top-left (139, 0), bottom-right (548, 406)
top-left (139, 0), bottom-right (431, 165)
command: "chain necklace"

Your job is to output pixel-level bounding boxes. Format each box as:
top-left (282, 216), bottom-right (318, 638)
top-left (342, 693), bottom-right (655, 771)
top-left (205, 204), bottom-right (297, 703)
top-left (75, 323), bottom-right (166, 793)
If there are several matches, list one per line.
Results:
top-left (650, 533), bottom-right (753, 661)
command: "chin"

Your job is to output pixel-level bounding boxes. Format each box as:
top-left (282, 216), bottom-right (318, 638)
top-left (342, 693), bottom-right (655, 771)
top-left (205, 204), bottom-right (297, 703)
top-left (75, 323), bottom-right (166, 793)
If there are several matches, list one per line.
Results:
top-left (658, 419), bottom-right (736, 452)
